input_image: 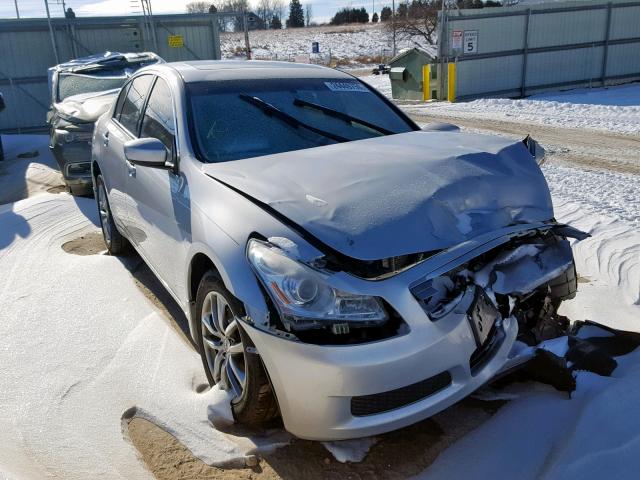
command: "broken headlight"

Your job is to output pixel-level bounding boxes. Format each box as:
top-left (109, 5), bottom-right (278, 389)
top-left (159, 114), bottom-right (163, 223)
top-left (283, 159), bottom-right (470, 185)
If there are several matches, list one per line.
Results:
top-left (247, 239), bottom-right (388, 328)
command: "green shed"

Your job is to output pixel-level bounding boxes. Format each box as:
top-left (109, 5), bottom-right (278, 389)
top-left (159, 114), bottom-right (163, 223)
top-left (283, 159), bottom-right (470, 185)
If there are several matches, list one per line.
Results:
top-left (388, 47), bottom-right (436, 101)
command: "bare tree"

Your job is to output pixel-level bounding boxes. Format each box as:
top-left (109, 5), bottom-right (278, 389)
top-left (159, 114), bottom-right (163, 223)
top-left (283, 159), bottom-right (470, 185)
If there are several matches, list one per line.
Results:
top-left (257, 0), bottom-right (275, 27)
top-left (186, 1), bottom-right (214, 13)
top-left (388, 0), bottom-right (439, 45)
top-left (305, 3), bottom-right (312, 26)
top-left (272, 0), bottom-right (287, 24)
top-left (220, 0), bottom-right (250, 30)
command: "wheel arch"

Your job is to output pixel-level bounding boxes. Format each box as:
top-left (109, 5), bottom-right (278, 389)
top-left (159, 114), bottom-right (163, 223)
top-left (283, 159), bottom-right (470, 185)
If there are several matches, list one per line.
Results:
top-left (185, 242), bottom-right (270, 342)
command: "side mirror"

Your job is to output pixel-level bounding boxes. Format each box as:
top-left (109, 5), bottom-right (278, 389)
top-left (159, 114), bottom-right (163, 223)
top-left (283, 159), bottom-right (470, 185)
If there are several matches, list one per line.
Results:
top-left (523, 135), bottom-right (546, 166)
top-left (124, 138), bottom-right (167, 168)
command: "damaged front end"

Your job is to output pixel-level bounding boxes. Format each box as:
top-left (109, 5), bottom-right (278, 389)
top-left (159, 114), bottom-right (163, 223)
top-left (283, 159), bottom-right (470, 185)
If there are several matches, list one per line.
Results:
top-left (411, 226), bottom-right (583, 356)
top-left (246, 223), bottom-right (587, 353)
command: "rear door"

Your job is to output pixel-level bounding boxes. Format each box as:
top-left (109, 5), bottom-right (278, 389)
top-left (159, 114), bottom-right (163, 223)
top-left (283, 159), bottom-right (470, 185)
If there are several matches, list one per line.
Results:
top-left (126, 76), bottom-right (190, 297)
top-left (100, 74), bottom-right (154, 234)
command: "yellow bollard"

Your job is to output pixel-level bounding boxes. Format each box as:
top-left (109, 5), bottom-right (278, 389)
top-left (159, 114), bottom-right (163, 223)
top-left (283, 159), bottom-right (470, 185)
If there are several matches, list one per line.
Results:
top-left (422, 64), bottom-right (431, 101)
top-left (447, 62), bottom-right (456, 103)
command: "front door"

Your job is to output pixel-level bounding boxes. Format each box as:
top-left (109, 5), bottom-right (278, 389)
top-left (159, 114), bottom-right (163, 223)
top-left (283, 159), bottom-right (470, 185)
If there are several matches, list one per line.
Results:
top-left (125, 76), bottom-right (190, 299)
top-left (102, 74), bottom-right (154, 234)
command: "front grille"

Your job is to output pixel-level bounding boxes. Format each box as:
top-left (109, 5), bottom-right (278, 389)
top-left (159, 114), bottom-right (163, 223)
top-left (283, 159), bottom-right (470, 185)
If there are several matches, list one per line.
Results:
top-left (351, 371), bottom-right (452, 416)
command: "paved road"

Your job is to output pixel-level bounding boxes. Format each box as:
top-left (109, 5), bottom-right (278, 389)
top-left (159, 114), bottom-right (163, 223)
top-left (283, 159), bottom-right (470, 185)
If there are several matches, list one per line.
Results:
top-left (408, 111), bottom-right (640, 175)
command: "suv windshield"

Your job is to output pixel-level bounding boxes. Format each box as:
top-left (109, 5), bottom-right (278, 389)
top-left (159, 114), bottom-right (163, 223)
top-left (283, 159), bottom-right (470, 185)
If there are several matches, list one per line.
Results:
top-left (187, 78), bottom-right (416, 163)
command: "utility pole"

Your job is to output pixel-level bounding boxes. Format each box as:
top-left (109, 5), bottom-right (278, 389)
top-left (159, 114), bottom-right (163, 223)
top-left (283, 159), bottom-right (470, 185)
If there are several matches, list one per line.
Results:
top-left (438, 0), bottom-right (447, 100)
top-left (243, 10), bottom-right (252, 60)
top-left (391, 0), bottom-right (396, 56)
top-left (140, 0), bottom-right (159, 52)
top-left (44, 0), bottom-right (60, 64)
top-left (14, 0), bottom-right (20, 18)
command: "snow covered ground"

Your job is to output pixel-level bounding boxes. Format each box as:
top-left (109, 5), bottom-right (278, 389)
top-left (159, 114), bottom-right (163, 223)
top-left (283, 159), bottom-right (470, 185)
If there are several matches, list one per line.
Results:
top-left (363, 75), bottom-right (640, 135)
top-left (0, 143), bottom-right (291, 480)
top-left (222, 24), bottom-right (435, 66)
top-left (0, 75), bottom-right (638, 478)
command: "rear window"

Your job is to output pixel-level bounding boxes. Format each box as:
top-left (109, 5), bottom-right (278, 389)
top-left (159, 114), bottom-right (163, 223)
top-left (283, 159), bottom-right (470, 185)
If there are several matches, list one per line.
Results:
top-left (187, 78), bottom-right (415, 163)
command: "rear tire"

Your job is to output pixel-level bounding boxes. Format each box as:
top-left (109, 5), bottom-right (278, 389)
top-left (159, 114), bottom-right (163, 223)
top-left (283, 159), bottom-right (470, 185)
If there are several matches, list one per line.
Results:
top-left (95, 174), bottom-right (129, 255)
top-left (195, 271), bottom-right (279, 427)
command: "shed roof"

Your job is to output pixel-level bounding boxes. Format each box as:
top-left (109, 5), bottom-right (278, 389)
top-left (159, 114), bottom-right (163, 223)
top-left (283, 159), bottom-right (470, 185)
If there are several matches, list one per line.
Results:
top-left (389, 47), bottom-right (436, 65)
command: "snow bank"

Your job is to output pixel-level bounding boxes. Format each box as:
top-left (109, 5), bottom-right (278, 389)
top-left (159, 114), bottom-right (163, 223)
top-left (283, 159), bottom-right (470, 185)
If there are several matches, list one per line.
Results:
top-left (414, 164), bottom-right (640, 480)
top-left (0, 193), bottom-right (290, 480)
top-left (362, 75), bottom-right (640, 135)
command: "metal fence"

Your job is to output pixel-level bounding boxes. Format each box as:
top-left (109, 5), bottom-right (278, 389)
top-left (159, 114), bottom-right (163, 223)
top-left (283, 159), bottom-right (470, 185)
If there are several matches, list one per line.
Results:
top-left (439, 0), bottom-right (640, 100)
top-left (0, 13), bottom-right (222, 132)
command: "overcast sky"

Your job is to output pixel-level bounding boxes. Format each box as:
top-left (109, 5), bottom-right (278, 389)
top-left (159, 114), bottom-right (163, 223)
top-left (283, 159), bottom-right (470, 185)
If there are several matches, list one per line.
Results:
top-left (1, 0), bottom-right (389, 24)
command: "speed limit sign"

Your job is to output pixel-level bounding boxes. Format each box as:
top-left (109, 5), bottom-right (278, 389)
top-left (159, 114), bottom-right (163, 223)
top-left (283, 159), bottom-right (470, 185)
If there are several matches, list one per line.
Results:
top-left (463, 31), bottom-right (478, 54)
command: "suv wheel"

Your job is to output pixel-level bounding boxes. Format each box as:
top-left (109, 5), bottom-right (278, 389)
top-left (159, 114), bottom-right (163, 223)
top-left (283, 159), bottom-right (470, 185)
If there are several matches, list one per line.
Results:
top-left (196, 271), bottom-right (279, 426)
top-left (95, 174), bottom-right (129, 255)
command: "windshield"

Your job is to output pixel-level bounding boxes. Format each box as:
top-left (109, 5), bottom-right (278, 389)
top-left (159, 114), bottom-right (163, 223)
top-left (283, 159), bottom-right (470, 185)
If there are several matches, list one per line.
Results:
top-left (187, 78), bottom-right (416, 163)
top-left (57, 71), bottom-right (128, 102)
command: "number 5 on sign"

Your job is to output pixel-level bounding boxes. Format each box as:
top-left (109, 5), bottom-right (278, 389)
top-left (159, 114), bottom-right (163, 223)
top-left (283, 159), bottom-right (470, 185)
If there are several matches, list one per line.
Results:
top-left (463, 31), bottom-right (478, 54)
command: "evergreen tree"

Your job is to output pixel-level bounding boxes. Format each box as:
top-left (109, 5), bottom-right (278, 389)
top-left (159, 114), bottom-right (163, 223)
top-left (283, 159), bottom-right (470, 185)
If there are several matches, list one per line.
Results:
top-left (380, 6), bottom-right (392, 21)
top-left (271, 15), bottom-right (283, 29)
top-left (330, 7), bottom-right (369, 25)
top-left (372, 12), bottom-right (379, 23)
top-left (287, 0), bottom-right (305, 28)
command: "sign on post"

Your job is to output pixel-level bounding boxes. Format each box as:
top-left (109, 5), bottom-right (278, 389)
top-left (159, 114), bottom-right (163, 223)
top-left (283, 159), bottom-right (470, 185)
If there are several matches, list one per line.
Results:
top-left (168, 35), bottom-right (184, 48)
top-left (463, 31), bottom-right (478, 54)
top-left (452, 30), bottom-right (463, 51)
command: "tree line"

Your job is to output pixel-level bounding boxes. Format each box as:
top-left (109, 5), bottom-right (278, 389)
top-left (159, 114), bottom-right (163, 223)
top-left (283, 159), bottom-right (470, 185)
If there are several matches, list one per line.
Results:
top-left (186, 0), bottom-right (503, 31)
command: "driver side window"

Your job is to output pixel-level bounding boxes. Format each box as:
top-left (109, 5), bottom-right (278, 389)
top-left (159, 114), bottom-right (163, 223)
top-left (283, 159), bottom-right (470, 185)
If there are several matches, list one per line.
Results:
top-left (140, 77), bottom-right (176, 159)
top-left (117, 75), bottom-right (154, 135)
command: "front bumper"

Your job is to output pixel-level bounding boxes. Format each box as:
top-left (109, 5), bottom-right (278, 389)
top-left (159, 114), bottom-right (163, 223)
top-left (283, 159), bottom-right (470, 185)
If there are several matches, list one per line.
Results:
top-left (50, 129), bottom-right (93, 195)
top-left (244, 306), bottom-right (518, 440)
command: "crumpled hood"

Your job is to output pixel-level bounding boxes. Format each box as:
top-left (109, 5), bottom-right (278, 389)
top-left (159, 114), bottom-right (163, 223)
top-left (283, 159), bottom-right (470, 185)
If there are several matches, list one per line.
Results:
top-left (54, 89), bottom-right (119, 124)
top-left (202, 131), bottom-right (554, 261)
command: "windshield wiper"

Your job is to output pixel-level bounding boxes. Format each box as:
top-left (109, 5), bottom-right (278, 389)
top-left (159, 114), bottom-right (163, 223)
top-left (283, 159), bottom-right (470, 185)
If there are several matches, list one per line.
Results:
top-left (293, 98), bottom-right (394, 136)
top-left (238, 94), bottom-right (348, 143)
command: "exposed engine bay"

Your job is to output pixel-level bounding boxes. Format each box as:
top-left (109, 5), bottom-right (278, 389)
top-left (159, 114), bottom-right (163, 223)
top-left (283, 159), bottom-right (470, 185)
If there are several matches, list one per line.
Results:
top-left (413, 229), bottom-right (578, 348)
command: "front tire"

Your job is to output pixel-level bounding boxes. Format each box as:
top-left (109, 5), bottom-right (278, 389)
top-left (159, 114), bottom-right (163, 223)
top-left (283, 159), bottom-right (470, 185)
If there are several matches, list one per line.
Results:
top-left (195, 271), bottom-right (279, 427)
top-left (95, 174), bottom-right (129, 255)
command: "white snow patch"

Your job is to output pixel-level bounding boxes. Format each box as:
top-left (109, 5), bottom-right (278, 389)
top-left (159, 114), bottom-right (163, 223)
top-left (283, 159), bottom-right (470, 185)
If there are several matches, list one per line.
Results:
top-left (0, 135), bottom-right (63, 203)
top-left (221, 24), bottom-right (434, 67)
top-left (322, 437), bottom-right (378, 463)
top-left (406, 84), bottom-right (640, 135)
top-left (361, 75), bottom-right (640, 135)
top-left (0, 193), bottom-right (291, 480)
top-left (414, 162), bottom-right (640, 480)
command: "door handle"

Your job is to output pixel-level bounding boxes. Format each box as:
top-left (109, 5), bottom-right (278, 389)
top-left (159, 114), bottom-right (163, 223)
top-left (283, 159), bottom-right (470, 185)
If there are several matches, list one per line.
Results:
top-left (102, 131), bottom-right (109, 147)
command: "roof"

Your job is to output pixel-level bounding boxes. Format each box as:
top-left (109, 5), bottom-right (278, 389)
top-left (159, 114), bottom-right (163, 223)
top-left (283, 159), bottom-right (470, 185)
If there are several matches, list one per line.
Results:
top-left (389, 47), bottom-right (436, 65)
top-left (165, 60), bottom-right (352, 83)
top-left (49, 52), bottom-right (163, 74)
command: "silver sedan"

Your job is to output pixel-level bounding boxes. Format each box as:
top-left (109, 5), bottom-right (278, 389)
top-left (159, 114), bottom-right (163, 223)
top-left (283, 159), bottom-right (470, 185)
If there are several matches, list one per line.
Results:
top-left (91, 61), bottom-right (582, 440)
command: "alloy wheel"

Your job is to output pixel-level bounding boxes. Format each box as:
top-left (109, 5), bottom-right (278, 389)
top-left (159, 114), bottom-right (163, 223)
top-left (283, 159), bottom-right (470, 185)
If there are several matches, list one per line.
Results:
top-left (200, 291), bottom-right (246, 398)
top-left (97, 180), bottom-right (111, 244)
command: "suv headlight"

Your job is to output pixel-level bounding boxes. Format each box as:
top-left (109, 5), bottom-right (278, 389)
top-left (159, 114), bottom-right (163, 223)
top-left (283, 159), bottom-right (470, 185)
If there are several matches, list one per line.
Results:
top-left (247, 239), bottom-right (387, 328)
